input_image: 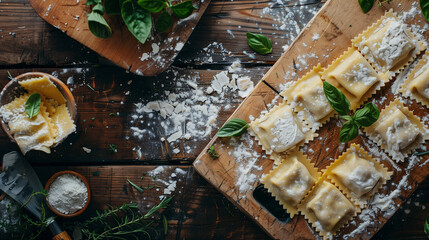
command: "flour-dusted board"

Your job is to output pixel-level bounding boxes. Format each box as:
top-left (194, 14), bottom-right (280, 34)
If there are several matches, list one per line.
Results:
top-left (194, 0), bottom-right (429, 239)
top-left (29, 0), bottom-right (210, 76)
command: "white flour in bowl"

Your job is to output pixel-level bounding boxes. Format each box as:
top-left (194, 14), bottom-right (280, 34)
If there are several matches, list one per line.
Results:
top-left (47, 173), bottom-right (88, 215)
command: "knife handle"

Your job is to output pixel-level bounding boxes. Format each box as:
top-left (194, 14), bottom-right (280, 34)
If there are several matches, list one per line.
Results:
top-left (49, 220), bottom-right (72, 240)
top-left (52, 231), bottom-right (72, 240)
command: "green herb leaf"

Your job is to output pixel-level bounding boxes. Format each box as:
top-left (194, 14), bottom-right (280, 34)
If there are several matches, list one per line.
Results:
top-left (86, 0), bottom-right (97, 5)
top-left (155, 11), bottom-right (173, 32)
top-left (137, 0), bottom-right (166, 13)
top-left (425, 214), bottom-right (429, 237)
top-left (88, 11), bottom-right (112, 39)
top-left (121, 0), bottom-right (152, 44)
top-left (170, 0), bottom-right (196, 19)
top-left (246, 32), bottom-right (273, 55)
top-left (421, 0), bottom-right (429, 21)
top-left (217, 118), bottom-right (249, 137)
top-left (93, 3), bottom-right (105, 14)
top-left (104, 0), bottom-right (121, 15)
top-left (127, 179), bottom-right (144, 193)
top-left (358, 0), bottom-right (374, 13)
top-left (163, 215), bottom-right (168, 235)
top-left (208, 146), bottom-right (219, 159)
top-left (414, 150), bottom-right (429, 156)
top-left (341, 115), bottom-right (353, 121)
top-left (339, 120), bottom-right (359, 143)
top-left (323, 81), bottom-right (350, 116)
top-left (354, 102), bottom-right (379, 127)
top-left (25, 93), bottom-right (41, 118)
top-left (109, 144), bottom-right (118, 152)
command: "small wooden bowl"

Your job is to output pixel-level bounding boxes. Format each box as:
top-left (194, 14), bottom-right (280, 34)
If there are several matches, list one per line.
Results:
top-left (45, 170), bottom-right (91, 218)
top-left (0, 72), bottom-right (77, 146)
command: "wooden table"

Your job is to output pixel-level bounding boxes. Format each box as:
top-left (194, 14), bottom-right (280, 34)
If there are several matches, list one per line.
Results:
top-left (0, 0), bottom-right (427, 239)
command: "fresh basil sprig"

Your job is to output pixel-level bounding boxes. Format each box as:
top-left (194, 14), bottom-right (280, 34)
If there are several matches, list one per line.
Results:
top-left (323, 82), bottom-right (379, 142)
top-left (358, 0), bottom-right (374, 13)
top-left (88, 11), bottom-right (112, 38)
top-left (217, 118), bottom-right (249, 137)
top-left (323, 81), bottom-right (350, 115)
top-left (156, 11), bottom-right (173, 32)
top-left (170, 0), bottom-right (197, 19)
top-left (246, 32), bottom-right (273, 55)
top-left (137, 0), bottom-right (166, 13)
top-left (25, 93), bottom-right (41, 118)
top-left (421, 0), bottom-right (429, 21)
top-left (121, 0), bottom-right (152, 44)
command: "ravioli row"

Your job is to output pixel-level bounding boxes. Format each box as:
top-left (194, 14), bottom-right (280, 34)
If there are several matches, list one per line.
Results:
top-left (250, 9), bottom-right (429, 164)
top-left (249, 8), bottom-right (429, 240)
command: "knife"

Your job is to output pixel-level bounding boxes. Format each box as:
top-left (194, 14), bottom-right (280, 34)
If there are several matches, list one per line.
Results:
top-left (0, 151), bottom-right (71, 240)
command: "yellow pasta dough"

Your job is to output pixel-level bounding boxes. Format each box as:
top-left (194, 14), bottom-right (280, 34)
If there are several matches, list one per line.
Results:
top-left (324, 144), bottom-right (392, 207)
top-left (298, 179), bottom-right (359, 240)
top-left (364, 99), bottom-right (429, 162)
top-left (399, 52), bottom-right (429, 108)
top-left (0, 76), bottom-right (75, 154)
top-left (352, 10), bottom-right (425, 79)
top-left (322, 48), bottom-right (384, 110)
top-left (282, 64), bottom-right (334, 130)
top-left (19, 76), bottom-right (66, 104)
top-left (249, 101), bottom-right (316, 164)
top-left (261, 148), bottom-right (320, 217)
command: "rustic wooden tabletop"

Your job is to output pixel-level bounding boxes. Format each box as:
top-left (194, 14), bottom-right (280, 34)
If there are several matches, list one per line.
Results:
top-left (0, 0), bottom-right (427, 239)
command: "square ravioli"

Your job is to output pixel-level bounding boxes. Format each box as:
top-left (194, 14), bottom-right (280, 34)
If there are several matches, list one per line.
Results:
top-left (322, 47), bottom-right (384, 110)
top-left (352, 9), bottom-right (425, 79)
top-left (364, 99), bottom-right (429, 162)
top-left (324, 144), bottom-right (392, 207)
top-left (281, 64), bottom-right (334, 130)
top-left (399, 52), bottom-right (429, 108)
top-left (249, 102), bottom-right (315, 163)
top-left (261, 148), bottom-right (320, 217)
top-left (298, 180), bottom-right (358, 240)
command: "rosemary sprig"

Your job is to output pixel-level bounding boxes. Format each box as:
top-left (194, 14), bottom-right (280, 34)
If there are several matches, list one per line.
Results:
top-left (76, 197), bottom-right (172, 240)
top-left (7, 71), bottom-right (14, 81)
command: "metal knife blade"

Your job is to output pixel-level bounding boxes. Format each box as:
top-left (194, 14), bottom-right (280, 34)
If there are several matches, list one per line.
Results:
top-left (0, 151), bottom-right (54, 220)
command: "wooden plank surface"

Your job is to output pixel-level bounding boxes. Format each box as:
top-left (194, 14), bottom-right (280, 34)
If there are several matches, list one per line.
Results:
top-left (29, 0), bottom-right (211, 76)
top-left (194, 0), bottom-right (429, 239)
top-left (0, 0), bottom-right (427, 239)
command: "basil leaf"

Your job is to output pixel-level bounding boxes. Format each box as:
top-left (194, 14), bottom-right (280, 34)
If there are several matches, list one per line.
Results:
top-left (421, 0), bottom-right (429, 21)
top-left (246, 32), bottom-right (272, 55)
top-left (137, 0), bottom-right (165, 13)
top-left (354, 102), bottom-right (379, 127)
top-left (155, 11), bottom-right (172, 32)
top-left (86, 0), bottom-right (99, 6)
top-left (217, 118), bottom-right (249, 137)
top-left (93, 3), bottom-right (105, 14)
top-left (104, 0), bottom-right (121, 15)
top-left (341, 115), bottom-right (353, 121)
top-left (88, 11), bottom-right (112, 38)
top-left (425, 214), bottom-right (429, 238)
top-left (121, 0), bottom-right (152, 44)
top-left (25, 93), bottom-right (41, 118)
top-left (358, 0), bottom-right (374, 13)
top-left (323, 81), bottom-right (350, 116)
top-left (170, 0), bottom-right (196, 19)
top-left (339, 120), bottom-right (359, 143)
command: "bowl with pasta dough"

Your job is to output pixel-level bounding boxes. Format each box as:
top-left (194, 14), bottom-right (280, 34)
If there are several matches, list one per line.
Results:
top-left (0, 72), bottom-right (77, 154)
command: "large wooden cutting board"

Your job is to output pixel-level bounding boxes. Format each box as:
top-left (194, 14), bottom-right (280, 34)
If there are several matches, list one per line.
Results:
top-left (29, 0), bottom-right (210, 76)
top-left (194, 0), bottom-right (429, 239)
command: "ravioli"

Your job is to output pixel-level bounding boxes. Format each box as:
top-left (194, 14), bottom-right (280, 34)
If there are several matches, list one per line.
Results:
top-left (325, 144), bottom-right (392, 207)
top-left (261, 148), bottom-right (320, 217)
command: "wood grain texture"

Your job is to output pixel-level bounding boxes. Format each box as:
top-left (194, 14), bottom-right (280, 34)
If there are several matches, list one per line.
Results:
top-left (194, 0), bottom-right (429, 239)
top-left (29, 0), bottom-right (211, 76)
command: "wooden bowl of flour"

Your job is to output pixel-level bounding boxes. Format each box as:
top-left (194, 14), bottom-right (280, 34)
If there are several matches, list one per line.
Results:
top-left (45, 170), bottom-right (91, 218)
